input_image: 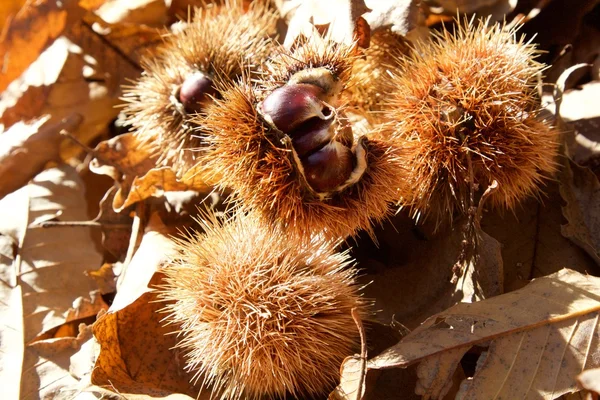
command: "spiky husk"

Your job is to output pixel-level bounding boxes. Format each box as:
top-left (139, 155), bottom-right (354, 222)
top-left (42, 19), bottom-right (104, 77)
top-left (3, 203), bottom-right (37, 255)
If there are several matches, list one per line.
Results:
top-left (346, 29), bottom-right (412, 116)
top-left (200, 42), bottom-right (408, 240)
top-left (160, 211), bottom-right (365, 399)
top-left (121, 0), bottom-right (277, 178)
top-left (382, 19), bottom-right (559, 224)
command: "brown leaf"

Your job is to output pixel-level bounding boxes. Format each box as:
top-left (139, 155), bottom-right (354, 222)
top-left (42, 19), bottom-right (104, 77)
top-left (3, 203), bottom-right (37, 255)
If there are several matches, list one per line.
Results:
top-left (0, 114), bottom-right (82, 200)
top-left (1, 19), bottom-right (140, 159)
top-left (91, 275), bottom-right (203, 398)
top-left (0, 165), bottom-right (102, 398)
top-left (578, 368), bottom-right (600, 396)
top-left (560, 160), bottom-right (600, 265)
top-left (83, 12), bottom-right (165, 67)
top-left (95, 186), bottom-right (134, 260)
top-left (0, 0), bottom-right (84, 93)
top-left (363, 0), bottom-right (420, 34)
top-left (111, 213), bottom-right (178, 312)
top-left (94, 0), bottom-right (169, 26)
top-left (88, 262), bottom-right (120, 295)
top-left (90, 133), bottom-right (209, 212)
top-left (283, 0), bottom-right (371, 48)
top-left (369, 269), bottom-right (600, 399)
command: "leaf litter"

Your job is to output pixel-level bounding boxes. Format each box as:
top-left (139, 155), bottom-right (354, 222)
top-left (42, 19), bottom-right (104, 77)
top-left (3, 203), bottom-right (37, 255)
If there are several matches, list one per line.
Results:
top-left (0, 0), bottom-right (600, 399)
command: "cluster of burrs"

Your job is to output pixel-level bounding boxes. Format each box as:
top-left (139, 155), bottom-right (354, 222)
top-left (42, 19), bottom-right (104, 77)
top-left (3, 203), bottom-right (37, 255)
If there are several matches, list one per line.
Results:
top-left (123, 2), bottom-right (559, 398)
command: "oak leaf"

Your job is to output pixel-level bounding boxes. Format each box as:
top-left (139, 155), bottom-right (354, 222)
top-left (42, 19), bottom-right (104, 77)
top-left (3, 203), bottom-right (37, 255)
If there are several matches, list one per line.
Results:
top-left (369, 269), bottom-right (600, 399)
top-left (0, 165), bottom-right (102, 399)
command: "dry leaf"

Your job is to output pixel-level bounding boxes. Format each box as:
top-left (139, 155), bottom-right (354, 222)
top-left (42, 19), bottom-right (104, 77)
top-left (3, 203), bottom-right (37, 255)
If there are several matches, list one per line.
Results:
top-left (578, 368), bottom-right (600, 396)
top-left (283, 0), bottom-right (371, 48)
top-left (94, 186), bottom-right (134, 260)
top-left (0, 114), bottom-right (82, 200)
top-left (424, 0), bottom-right (514, 14)
top-left (91, 274), bottom-right (203, 398)
top-left (94, 0), bottom-right (169, 26)
top-left (0, 0), bottom-right (84, 93)
top-left (88, 263), bottom-right (120, 295)
top-left (560, 160), bottom-right (600, 265)
top-left (369, 269), bottom-right (600, 399)
top-left (0, 165), bottom-right (102, 399)
top-left (111, 212), bottom-right (178, 312)
top-left (84, 12), bottom-right (164, 67)
top-left (363, 0), bottom-right (420, 34)
top-left (90, 133), bottom-right (207, 212)
top-left (1, 20), bottom-right (140, 159)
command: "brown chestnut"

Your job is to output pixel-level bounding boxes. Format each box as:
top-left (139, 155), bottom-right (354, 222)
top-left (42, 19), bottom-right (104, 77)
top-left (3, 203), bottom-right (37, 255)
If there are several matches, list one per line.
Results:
top-left (261, 83), bottom-right (332, 133)
top-left (179, 72), bottom-right (215, 114)
top-left (289, 117), bottom-right (334, 157)
top-left (301, 142), bottom-right (354, 193)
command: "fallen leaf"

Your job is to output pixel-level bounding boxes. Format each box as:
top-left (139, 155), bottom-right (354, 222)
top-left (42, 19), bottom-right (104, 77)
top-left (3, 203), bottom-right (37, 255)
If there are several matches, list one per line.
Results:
top-left (283, 0), bottom-right (371, 48)
top-left (0, 114), bottom-right (82, 200)
top-left (0, 165), bottom-right (102, 399)
top-left (94, 186), bottom-right (134, 260)
top-left (90, 133), bottom-right (209, 212)
top-left (84, 12), bottom-right (164, 67)
top-left (1, 20), bottom-right (140, 159)
top-left (424, 0), bottom-right (517, 19)
top-left (111, 213), bottom-right (178, 312)
top-left (94, 0), bottom-right (169, 26)
top-left (24, 323), bottom-right (95, 400)
top-left (87, 263), bottom-right (120, 295)
top-left (363, 0), bottom-right (420, 34)
top-left (578, 368), bottom-right (600, 396)
top-left (0, 0), bottom-right (84, 93)
top-left (369, 269), bottom-right (600, 399)
top-left (560, 160), bottom-right (600, 265)
top-left (91, 274), bottom-right (204, 398)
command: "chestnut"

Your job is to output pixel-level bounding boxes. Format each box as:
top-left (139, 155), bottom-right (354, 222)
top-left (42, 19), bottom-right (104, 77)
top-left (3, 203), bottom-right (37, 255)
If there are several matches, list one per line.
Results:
top-left (179, 72), bottom-right (215, 114)
top-left (261, 83), bottom-right (332, 133)
top-left (301, 142), bottom-right (354, 193)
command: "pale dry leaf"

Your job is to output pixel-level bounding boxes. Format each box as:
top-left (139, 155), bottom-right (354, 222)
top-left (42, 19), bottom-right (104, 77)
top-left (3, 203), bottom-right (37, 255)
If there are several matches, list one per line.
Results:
top-left (560, 160), bottom-right (600, 265)
top-left (0, 114), bottom-right (82, 201)
top-left (0, 21), bottom-right (140, 159)
top-left (111, 212), bottom-right (178, 312)
top-left (91, 274), bottom-right (205, 398)
top-left (283, 0), bottom-right (370, 48)
top-left (330, 356), bottom-right (366, 400)
top-left (25, 323), bottom-right (95, 400)
top-left (90, 133), bottom-right (207, 212)
top-left (0, 0), bottom-right (84, 93)
top-left (84, 12), bottom-right (164, 67)
top-left (481, 178), bottom-right (597, 290)
top-left (555, 81), bottom-right (600, 166)
top-left (415, 346), bottom-right (469, 400)
top-left (578, 368), bottom-right (600, 395)
top-left (0, 165), bottom-right (102, 399)
top-left (95, 0), bottom-right (169, 26)
top-left (369, 269), bottom-right (600, 399)
top-left (363, 0), bottom-right (420, 34)
top-left (424, 0), bottom-right (515, 14)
